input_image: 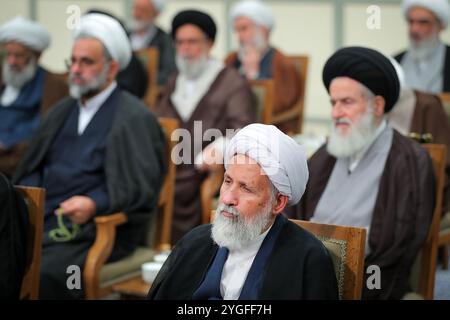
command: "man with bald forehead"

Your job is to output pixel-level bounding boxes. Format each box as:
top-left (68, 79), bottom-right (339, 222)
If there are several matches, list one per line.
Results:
top-left (298, 46), bottom-right (435, 299)
top-left (148, 123), bottom-right (338, 300)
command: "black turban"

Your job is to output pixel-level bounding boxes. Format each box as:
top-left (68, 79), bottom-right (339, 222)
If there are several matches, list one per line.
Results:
top-left (322, 46), bottom-right (400, 113)
top-left (171, 10), bottom-right (216, 42)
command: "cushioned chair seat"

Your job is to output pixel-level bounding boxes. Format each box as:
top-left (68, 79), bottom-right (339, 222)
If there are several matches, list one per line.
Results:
top-left (440, 212), bottom-right (450, 231)
top-left (99, 247), bottom-right (156, 287)
top-left (319, 237), bottom-right (346, 299)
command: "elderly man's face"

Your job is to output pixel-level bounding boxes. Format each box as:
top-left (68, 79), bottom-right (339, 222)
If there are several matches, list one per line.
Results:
top-left (212, 154), bottom-right (278, 250)
top-left (233, 16), bottom-right (268, 47)
top-left (175, 24), bottom-right (211, 60)
top-left (219, 154), bottom-right (274, 223)
top-left (133, 0), bottom-right (158, 24)
top-left (407, 7), bottom-right (442, 46)
top-left (68, 38), bottom-right (117, 100)
top-left (4, 42), bottom-right (35, 71)
top-left (329, 77), bottom-right (373, 136)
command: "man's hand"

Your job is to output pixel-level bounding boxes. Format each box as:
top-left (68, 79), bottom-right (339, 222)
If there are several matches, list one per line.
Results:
top-left (240, 45), bottom-right (261, 80)
top-left (57, 196), bottom-right (96, 225)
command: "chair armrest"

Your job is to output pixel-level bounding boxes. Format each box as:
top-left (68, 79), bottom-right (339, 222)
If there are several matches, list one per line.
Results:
top-left (83, 212), bottom-right (128, 299)
top-left (271, 104), bottom-right (302, 126)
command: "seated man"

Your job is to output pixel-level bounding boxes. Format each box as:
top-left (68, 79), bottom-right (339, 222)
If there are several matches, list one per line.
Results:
top-left (155, 10), bottom-right (255, 243)
top-left (129, 0), bottom-right (176, 85)
top-left (388, 58), bottom-right (450, 214)
top-left (395, 0), bottom-right (450, 93)
top-left (12, 13), bottom-right (166, 299)
top-left (0, 16), bottom-right (68, 176)
top-left (148, 123), bottom-right (338, 300)
top-left (225, 0), bottom-right (301, 133)
top-left (297, 46), bottom-right (435, 299)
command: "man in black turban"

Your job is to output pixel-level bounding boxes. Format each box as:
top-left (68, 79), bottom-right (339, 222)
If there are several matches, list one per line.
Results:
top-left (154, 9), bottom-right (255, 243)
top-left (296, 46), bottom-right (436, 300)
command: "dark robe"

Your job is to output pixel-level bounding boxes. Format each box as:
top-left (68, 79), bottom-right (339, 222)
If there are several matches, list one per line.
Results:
top-left (297, 131), bottom-right (435, 299)
top-left (0, 173), bottom-right (28, 299)
top-left (0, 66), bottom-right (68, 176)
top-left (155, 67), bottom-right (256, 244)
top-left (225, 47), bottom-right (301, 133)
top-left (395, 45), bottom-right (450, 92)
top-left (117, 53), bottom-right (148, 99)
top-left (148, 216), bottom-right (338, 300)
top-left (143, 26), bottom-right (177, 86)
top-left (13, 88), bottom-right (166, 299)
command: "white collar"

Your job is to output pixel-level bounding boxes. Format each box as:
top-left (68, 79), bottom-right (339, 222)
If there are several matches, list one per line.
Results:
top-left (77, 81), bottom-right (117, 135)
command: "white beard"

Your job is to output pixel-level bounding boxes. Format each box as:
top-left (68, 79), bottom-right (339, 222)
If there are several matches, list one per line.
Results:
top-left (327, 105), bottom-right (378, 158)
top-left (237, 29), bottom-right (268, 61)
top-left (69, 64), bottom-right (109, 100)
top-left (128, 18), bottom-right (151, 32)
top-left (176, 53), bottom-right (208, 79)
top-left (409, 31), bottom-right (440, 61)
top-left (2, 57), bottom-right (37, 89)
top-left (211, 201), bottom-right (273, 251)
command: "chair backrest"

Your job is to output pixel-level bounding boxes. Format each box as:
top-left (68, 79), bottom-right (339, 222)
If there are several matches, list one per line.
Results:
top-left (144, 117), bottom-right (178, 251)
top-left (438, 93), bottom-right (450, 124)
top-left (290, 219), bottom-right (366, 300)
top-left (15, 186), bottom-right (45, 300)
top-left (135, 47), bottom-right (161, 109)
top-left (409, 143), bottom-right (447, 299)
top-left (288, 55), bottom-right (309, 133)
top-left (201, 167), bottom-right (224, 224)
top-left (249, 79), bottom-right (275, 124)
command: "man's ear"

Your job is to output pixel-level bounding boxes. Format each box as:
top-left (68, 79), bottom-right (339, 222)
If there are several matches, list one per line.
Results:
top-left (108, 60), bottom-right (120, 81)
top-left (373, 95), bottom-right (385, 117)
top-left (272, 194), bottom-right (289, 215)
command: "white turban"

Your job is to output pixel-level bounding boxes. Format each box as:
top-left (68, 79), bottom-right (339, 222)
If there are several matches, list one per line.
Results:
top-left (230, 0), bottom-right (275, 31)
top-left (224, 124), bottom-right (309, 206)
top-left (402, 0), bottom-right (450, 28)
top-left (150, 0), bottom-right (165, 13)
top-left (73, 13), bottom-right (131, 70)
top-left (0, 16), bottom-right (50, 52)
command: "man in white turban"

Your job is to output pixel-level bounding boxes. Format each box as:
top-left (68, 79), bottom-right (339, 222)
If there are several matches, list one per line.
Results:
top-left (0, 16), bottom-right (68, 176)
top-left (225, 0), bottom-right (301, 133)
top-left (395, 0), bottom-right (450, 93)
top-left (148, 123), bottom-right (338, 300)
top-left (155, 10), bottom-right (255, 244)
top-left (129, 0), bottom-right (176, 85)
top-left (12, 13), bottom-right (166, 299)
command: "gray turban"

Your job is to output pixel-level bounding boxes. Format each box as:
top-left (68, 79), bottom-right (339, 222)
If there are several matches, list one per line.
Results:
top-left (73, 13), bottom-right (131, 70)
top-left (225, 124), bottom-right (309, 206)
top-left (230, 0), bottom-right (275, 31)
top-left (0, 16), bottom-right (50, 52)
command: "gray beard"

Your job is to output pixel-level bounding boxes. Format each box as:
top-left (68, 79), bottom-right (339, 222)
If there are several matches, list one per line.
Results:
top-left (69, 64), bottom-right (109, 100)
top-left (2, 57), bottom-right (37, 89)
top-left (211, 201), bottom-right (273, 251)
top-left (176, 54), bottom-right (208, 79)
top-left (409, 34), bottom-right (440, 61)
top-left (327, 106), bottom-right (378, 158)
top-left (237, 29), bottom-right (268, 61)
top-left (128, 18), bottom-right (151, 32)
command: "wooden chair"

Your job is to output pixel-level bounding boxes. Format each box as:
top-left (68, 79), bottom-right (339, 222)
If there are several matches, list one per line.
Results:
top-left (83, 117), bottom-right (178, 299)
top-left (15, 186), bottom-right (45, 300)
top-left (135, 47), bottom-right (162, 110)
top-left (271, 55), bottom-right (309, 134)
top-left (200, 167), bottom-right (224, 224)
top-left (290, 219), bottom-right (366, 300)
top-left (406, 144), bottom-right (447, 299)
top-left (437, 93), bottom-right (450, 269)
top-left (249, 79), bottom-right (275, 124)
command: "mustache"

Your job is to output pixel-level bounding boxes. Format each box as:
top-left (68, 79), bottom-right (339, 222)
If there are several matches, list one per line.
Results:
top-left (334, 118), bottom-right (352, 126)
top-left (216, 203), bottom-right (240, 218)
